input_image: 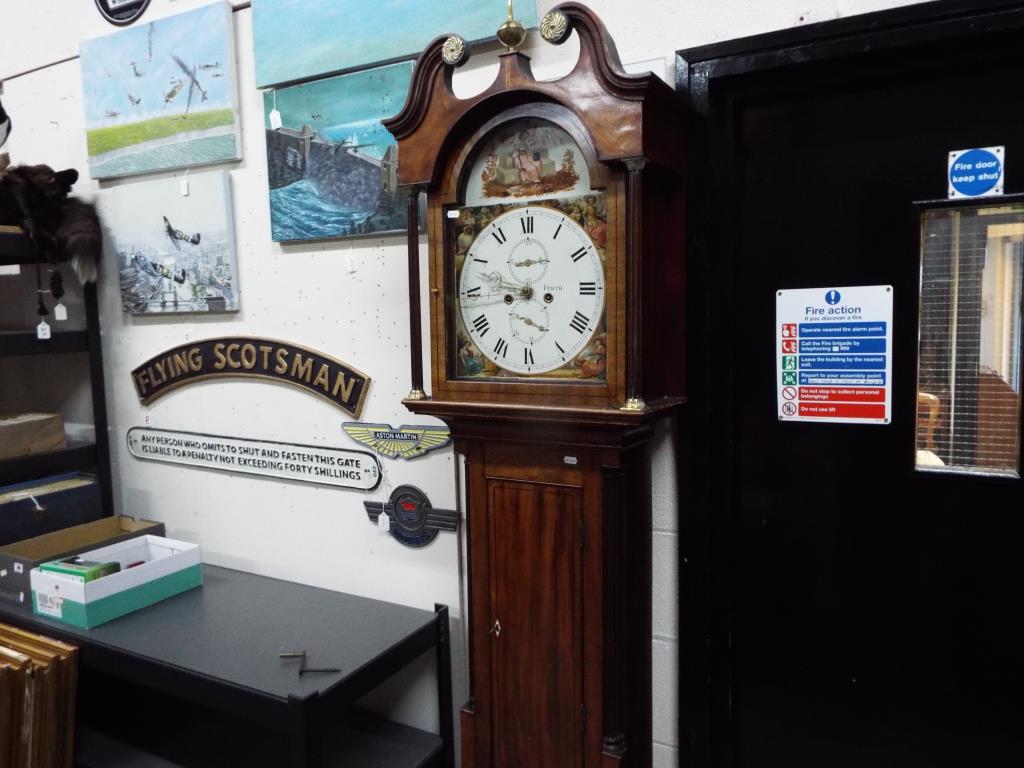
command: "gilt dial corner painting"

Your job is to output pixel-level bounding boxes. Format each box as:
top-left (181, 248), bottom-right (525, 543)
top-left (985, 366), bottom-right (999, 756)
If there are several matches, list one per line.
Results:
top-left (449, 118), bottom-right (608, 384)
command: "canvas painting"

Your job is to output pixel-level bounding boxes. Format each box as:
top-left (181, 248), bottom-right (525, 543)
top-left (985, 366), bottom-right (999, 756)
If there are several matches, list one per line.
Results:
top-left (253, 0), bottom-right (539, 88)
top-left (102, 171), bottom-right (240, 314)
top-left (79, 2), bottom-right (241, 180)
top-left (263, 61), bottom-right (414, 242)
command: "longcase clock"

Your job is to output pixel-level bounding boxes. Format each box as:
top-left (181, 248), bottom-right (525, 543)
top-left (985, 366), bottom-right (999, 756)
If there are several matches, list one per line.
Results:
top-left (384, 4), bottom-right (687, 765)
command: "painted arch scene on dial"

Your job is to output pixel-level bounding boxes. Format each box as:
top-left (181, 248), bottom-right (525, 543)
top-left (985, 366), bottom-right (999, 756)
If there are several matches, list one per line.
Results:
top-left (464, 117), bottom-right (591, 206)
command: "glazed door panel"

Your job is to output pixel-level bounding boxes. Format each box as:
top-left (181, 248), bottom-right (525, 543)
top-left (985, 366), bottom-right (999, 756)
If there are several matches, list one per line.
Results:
top-left (487, 480), bottom-right (581, 768)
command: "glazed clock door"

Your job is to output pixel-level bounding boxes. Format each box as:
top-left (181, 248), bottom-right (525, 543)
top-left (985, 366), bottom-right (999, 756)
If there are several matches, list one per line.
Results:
top-left (487, 479), bottom-right (582, 768)
top-left (448, 116), bottom-right (612, 388)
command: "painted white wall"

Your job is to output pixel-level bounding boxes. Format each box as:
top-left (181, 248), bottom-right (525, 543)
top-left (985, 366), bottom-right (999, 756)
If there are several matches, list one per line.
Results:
top-left (0, 1), bottom-right (935, 765)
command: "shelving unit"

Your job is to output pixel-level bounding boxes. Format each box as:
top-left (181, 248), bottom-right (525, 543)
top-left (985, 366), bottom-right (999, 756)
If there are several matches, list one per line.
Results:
top-left (0, 226), bottom-right (113, 515)
top-left (0, 565), bottom-right (455, 768)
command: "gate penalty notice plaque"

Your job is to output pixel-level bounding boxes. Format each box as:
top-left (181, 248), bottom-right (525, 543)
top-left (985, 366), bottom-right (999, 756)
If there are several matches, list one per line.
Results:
top-left (776, 285), bottom-right (893, 424)
top-left (127, 428), bottom-right (382, 490)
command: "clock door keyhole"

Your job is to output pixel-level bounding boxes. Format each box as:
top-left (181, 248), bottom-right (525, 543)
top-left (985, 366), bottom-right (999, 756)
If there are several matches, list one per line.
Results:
top-left (488, 619), bottom-right (501, 638)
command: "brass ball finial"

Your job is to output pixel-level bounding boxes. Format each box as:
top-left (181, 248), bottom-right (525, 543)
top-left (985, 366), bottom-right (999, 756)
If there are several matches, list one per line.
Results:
top-left (442, 35), bottom-right (470, 67)
top-left (496, 0), bottom-right (527, 53)
top-left (540, 9), bottom-right (570, 44)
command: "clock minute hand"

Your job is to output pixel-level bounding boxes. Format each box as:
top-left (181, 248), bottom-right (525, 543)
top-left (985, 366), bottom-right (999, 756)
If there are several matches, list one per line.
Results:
top-left (476, 271), bottom-right (527, 293)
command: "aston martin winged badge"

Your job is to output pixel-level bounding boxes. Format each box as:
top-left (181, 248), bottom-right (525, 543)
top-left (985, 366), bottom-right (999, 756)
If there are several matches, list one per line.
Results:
top-left (342, 422), bottom-right (451, 460)
top-left (365, 485), bottom-right (459, 547)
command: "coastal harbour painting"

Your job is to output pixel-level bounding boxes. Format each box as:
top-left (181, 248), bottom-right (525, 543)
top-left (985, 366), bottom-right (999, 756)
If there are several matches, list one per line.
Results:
top-left (79, 2), bottom-right (241, 180)
top-left (263, 61), bottom-right (414, 242)
top-left (253, 0), bottom-right (538, 89)
top-left (101, 171), bottom-right (240, 315)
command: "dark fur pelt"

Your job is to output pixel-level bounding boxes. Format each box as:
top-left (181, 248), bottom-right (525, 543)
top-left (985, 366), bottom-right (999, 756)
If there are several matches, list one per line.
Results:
top-left (0, 160), bottom-right (101, 283)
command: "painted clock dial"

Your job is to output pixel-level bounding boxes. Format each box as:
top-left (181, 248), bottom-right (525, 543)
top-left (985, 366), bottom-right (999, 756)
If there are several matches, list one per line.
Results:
top-left (456, 204), bottom-right (605, 376)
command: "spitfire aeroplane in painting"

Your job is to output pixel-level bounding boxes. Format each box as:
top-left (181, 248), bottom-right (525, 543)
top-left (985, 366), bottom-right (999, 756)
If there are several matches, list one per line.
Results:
top-left (101, 171), bottom-right (240, 315)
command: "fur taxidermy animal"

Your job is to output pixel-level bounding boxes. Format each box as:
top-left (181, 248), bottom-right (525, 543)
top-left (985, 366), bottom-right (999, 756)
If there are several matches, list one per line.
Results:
top-left (0, 162), bottom-right (101, 283)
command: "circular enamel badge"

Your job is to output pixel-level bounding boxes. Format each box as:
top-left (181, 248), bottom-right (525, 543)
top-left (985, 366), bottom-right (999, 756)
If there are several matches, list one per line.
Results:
top-left (95, 0), bottom-right (151, 26)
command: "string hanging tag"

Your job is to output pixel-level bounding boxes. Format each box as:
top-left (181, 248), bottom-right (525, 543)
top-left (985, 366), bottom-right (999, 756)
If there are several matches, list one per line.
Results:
top-left (50, 269), bottom-right (67, 321)
top-left (35, 264), bottom-right (51, 339)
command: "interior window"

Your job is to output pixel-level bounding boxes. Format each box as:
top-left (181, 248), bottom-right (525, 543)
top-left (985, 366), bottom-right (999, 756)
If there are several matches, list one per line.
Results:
top-left (917, 202), bottom-right (1023, 476)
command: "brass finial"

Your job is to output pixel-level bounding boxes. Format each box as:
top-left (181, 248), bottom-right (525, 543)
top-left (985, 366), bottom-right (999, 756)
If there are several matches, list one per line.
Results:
top-left (496, 0), bottom-right (527, 53)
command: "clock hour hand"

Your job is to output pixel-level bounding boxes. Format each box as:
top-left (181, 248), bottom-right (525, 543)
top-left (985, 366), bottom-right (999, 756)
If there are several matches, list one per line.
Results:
top-left (510, 313), bottom-right (548, 332)
top-left (512, 257), bottom-right (550, 268)
top-left (462, 292), bottom-right (515, 305)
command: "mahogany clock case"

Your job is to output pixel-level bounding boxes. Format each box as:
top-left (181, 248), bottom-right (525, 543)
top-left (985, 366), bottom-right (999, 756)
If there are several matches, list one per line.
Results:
top-left (383, 5), bottom-right (688, 767)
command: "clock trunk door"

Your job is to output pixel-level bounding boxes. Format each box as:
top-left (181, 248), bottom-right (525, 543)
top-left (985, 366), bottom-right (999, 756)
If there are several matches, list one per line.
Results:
top-left (487, 480), bottom-right (582, 768)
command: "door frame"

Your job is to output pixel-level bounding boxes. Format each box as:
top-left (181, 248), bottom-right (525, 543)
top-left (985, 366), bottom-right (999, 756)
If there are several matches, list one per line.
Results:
top-left (676, 2), bottom-right (1024, 765)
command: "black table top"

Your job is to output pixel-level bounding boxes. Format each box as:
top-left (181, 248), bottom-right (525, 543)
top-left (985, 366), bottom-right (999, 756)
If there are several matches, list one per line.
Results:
top-left (0, 564), bottom-right (438, 703)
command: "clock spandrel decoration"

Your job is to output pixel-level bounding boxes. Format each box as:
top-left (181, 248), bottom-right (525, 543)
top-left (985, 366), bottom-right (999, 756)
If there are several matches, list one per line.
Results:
top-left (384, 3), bottom-right (687, 766)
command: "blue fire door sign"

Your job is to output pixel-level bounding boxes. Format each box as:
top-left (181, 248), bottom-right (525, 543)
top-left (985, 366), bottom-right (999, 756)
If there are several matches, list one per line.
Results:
top-left (776, 285), bottom-right (894, 424)
top-left (948, 146), bottom-right (1004, 199)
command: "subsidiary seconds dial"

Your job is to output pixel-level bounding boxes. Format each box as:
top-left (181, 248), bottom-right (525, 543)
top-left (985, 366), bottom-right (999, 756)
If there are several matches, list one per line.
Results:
top-left (458, 207), bottom-right (605, 374)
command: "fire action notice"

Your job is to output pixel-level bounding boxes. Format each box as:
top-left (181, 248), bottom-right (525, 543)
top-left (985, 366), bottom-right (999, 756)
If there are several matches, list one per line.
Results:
top-left (776, 285), bottom-right (893, 424)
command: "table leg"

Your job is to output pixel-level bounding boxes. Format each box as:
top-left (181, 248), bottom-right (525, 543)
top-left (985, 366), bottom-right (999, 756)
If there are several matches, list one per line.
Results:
top-left (287, 692), bottom-right (322, 768)
top-left (434, 604), bottom-right (455, 768)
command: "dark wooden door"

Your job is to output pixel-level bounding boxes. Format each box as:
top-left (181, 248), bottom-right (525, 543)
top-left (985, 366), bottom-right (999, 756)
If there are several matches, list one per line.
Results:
top-left (486, 479), bottom-right (581, 768)
top-left (683, 9), bottom-right (1024, 766)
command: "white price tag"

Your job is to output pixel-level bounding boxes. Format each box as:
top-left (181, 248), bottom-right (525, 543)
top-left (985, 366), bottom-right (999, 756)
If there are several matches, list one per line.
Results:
top-left (54, 303), bottom-right (68, 321)
top-left (36, 321), bottom-right (51, 340)
top-left (35, 592), bottom-right (63, 618)
top-left (377, 513), bottom-right (391, 533)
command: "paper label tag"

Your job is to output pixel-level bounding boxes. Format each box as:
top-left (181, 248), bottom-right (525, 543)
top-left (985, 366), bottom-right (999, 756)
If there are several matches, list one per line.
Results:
top-left (378, 513), bottom-right (391, 532)
top-left (269, 108), bottom-right (283, 130)
top-left (35, 592), bottom-right (63, 618)
top-left (54, 303), bottom-right (68, 321)
top-left (37, 321), bottom-right (51, 340)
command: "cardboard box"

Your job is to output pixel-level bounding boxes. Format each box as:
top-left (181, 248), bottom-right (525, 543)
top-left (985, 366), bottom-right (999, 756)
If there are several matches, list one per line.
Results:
top-left (0, 473), bottom-right (104, 547)
top-left (0, 516), bottom-right (164, 606)
top-left (0, 414), bottom-right (66, 461)
top-left (31, 535), bottom-right (202, 629)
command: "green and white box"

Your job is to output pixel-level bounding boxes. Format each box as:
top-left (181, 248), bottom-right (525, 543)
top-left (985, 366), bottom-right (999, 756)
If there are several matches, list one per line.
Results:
top-left (30, 535), bottom-right (202, 629)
